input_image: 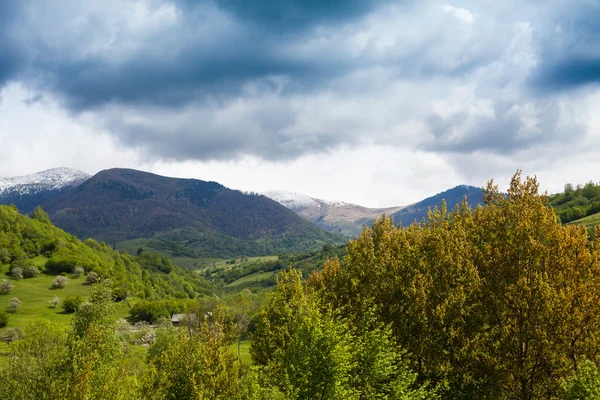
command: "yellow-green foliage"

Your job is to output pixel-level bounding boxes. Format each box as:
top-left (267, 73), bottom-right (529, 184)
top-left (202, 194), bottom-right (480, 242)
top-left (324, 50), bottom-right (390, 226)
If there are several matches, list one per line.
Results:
top-left (310, 171), bottom-right (600, 399)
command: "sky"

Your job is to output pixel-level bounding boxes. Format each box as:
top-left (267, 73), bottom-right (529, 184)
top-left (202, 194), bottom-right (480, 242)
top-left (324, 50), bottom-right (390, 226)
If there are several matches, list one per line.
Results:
top-left (0, 0), bottom-right (599, 207)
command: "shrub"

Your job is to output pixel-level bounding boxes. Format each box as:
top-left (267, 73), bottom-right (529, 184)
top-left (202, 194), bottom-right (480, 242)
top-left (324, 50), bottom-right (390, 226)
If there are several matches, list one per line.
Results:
top-left (53, 276), bottom-right (68, 289)
top-left (8, 297), bottom-right (22, 313)
top-left (62, 296), bottom-right (83, 313)
top-left (0, 279), bottom-right (14, 294)
top-left (0, 327), bottom-right (23, 345)
top-left (0, 311), bottom-right (8, 327)
top-left (50, 296), bottom-right (60, 309)
top-left (23, 265), bottom-right (40, 278)
top-left (10, 266), bottom-right (23, 280)
top-left (86, 271), bottom-right (99, 284)
top-left (73, 266), bottom-right (84, 277)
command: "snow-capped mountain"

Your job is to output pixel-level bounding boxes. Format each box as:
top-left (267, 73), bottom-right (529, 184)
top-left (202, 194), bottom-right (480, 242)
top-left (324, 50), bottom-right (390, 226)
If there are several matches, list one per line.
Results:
top-left (0, 168), bottom-right (90, 213)
top-left (264, 186), bottom-right (486, 237)
top-left (263, 190), bottom-right (404, 237)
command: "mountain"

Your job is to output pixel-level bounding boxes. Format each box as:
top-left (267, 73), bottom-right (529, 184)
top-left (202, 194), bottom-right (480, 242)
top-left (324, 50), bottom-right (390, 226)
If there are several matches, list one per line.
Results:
top-left (41, 168), bottom-right (343, 258)
top-left (391, 185), bottom-right (484, 226)
top-left (0, 168), bottom-right (90, 213)
top-left (265, 185), bottom-right (484, 237)
top-left (263, 191), bottom-right (405, 237)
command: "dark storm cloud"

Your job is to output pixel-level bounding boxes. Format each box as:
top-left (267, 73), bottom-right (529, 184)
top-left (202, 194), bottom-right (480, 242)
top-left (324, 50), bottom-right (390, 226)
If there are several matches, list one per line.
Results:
top-left (212, 0), bottom-right (387, 30)
top-left (530, 3), bottom-right (600, 92)
top-left (6, 0), bottom-right (384, 111)
top-left (532, 57), bottom-right (600, 92)
top-left (0, 1), bottom-right (25, 86)
top-left (0, 0), bottom-right (597, 165)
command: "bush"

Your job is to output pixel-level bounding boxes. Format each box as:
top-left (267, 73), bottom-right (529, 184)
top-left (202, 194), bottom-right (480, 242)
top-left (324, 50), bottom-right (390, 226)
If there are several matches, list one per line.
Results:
top-left (23, 265), bottom-right (40, 278)
top-left (10, 266), bottom-right (23, 280)
top-left (129, 299), bottom-right (187, 323)
top-left (50, 296), bottom-right (60, 309)
top-left (0, 279), bottom-right (14, 294)
top-left (8, 297), bottom-right (22, 313)
top-left (0, 327), bottom-right (23, 345)
top-left (62, 296), bottom-right (83, 313)
top-left (0, 312), bottom-right (8, 327)
top-left (86, 271), bottom-right (99, 284)
top-left (73, 266), bottom-right (84, 277)
top-left (53, 276), bottom-right (68, 289)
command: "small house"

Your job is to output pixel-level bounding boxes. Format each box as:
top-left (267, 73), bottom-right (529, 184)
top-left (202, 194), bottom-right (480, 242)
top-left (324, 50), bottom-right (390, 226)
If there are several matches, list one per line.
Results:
top-left (171, 313), bottom-right (185, 326)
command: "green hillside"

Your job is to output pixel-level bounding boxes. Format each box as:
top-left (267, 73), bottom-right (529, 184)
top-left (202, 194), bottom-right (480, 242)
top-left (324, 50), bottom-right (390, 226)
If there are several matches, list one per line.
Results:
top-left (548, 181), bottom-right (600, 224)
top-left (0, 204), bottom-right (216, 331)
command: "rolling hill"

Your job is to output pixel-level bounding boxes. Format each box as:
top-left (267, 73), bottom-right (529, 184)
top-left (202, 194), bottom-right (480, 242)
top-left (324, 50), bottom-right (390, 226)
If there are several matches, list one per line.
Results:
top-left (40, 168), bottom-right (343, 258)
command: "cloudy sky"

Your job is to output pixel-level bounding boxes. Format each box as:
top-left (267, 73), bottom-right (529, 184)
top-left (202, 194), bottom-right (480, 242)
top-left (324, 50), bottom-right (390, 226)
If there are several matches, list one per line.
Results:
top-left (1, 0), bottom-right (599, 207)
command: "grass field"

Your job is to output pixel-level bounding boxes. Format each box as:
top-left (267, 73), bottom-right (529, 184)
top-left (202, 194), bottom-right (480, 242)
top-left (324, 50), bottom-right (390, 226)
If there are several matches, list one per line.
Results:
top-left (569, 212), bottom-right (600, 229)
top-left (228, 340), bottom-right (252, 364)
top-left (1, 258), bottom-right (130, 331)
top-left (226, 270), bottom-right (276, 288)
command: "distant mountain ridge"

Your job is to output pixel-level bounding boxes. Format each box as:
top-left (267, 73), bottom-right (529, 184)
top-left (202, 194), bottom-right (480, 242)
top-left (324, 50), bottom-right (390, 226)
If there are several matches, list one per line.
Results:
top-left (0, 168), bottom-right (90, 213)
top-left (391, 185), bottom-right (484, 226)
top-left (265, 185), bottom-right (484, 237)
top-left (263, 191), bottom-right (405, 237)
top-left (40, 168), bottom-right (342, 258)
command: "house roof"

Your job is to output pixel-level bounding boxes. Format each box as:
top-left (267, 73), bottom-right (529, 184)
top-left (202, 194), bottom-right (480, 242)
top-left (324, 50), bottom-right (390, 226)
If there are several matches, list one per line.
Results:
top-left (171, 314), bottom-right (185, 322)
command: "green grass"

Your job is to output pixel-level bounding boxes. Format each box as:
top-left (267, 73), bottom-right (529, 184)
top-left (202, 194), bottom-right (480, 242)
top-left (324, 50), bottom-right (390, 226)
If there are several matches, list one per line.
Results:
top-left (227, 340), bottom-right (252, 364)
top-left (0, 262), bottom-right (130, 330)
top-left (569, 212), bottom-right (600, 229)
top-left (226, 270), bottom-right (276, 288)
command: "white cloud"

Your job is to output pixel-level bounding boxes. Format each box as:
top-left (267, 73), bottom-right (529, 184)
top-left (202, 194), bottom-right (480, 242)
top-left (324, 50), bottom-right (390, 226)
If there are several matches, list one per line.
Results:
top-left (442, 4), bottom-right (477, 24)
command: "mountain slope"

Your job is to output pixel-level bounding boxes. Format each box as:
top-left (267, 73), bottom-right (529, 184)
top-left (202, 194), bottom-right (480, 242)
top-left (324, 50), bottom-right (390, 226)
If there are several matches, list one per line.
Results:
top-left (391, 185), bottom-right (484, 226)
top-left (263, 191), bottom-right (405, 237)
top-left (0, 168), bottom-right (90, 213)
top-left (41, 169), bottom-right (343, 258)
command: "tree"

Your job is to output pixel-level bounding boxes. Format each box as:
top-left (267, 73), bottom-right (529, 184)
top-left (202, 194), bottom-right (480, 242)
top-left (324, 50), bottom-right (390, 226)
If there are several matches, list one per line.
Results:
top-left (62, 283), bottom-right (139, 399)
top-left (309, 171), bottom-right (600, 399)
top-left (10, 266), bottom-right (23, 280)
top-left (62, 296), bottom-right (83, 313)
top-left (142, 306), bottom-right (250, 400)
top-left (0, 311), bottom-right (8, 327)
top-left (0, 279), bottom-right (14, 294)
top-left (252, 268), bottom-right (436, 399)
top-left (561, 360), bottom-right (600, 400)
top-left (0, 321), bottom-right (67, 399)
top-left (0, 327), bottom-right (23, 346)
top-left (31, 206), bottom-right (52, 224)
top-left (564, 183), bottom-right (575, 195)
top-left (73, 266), bottom-right (84, 277)
top-left (23, 264), bottom-right (40, 278)
top-left (86, 271), bottom-right (99, 284)
top-left (0, 248), bottom-right (10, 264)
top-left (53, 275), bottom-right (68, 288)
top-left (51, 296), bottom-right (60, 309)
top-left (8, 297), bottom-right (22, 313)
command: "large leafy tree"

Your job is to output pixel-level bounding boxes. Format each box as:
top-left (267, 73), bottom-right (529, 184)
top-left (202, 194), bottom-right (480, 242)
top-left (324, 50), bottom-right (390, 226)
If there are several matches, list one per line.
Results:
top-left (252, 268), bottom-right (437, 399)
top-left (310, 171), bottom-right (600, 399)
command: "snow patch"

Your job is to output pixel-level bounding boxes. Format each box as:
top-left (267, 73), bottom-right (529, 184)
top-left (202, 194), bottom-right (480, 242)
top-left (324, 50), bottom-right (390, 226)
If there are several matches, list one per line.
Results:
top-left (262, 190), bottom-right (320, 210)
top-left (0, 168), bottom-right (91, 195)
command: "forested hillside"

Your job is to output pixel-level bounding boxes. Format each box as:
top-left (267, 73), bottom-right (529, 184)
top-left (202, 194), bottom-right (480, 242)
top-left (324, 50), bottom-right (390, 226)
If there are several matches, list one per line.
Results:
top-left (549, 181), bottom-right (600, 224)
top-left (42, 168), bottom-right (343, 258)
